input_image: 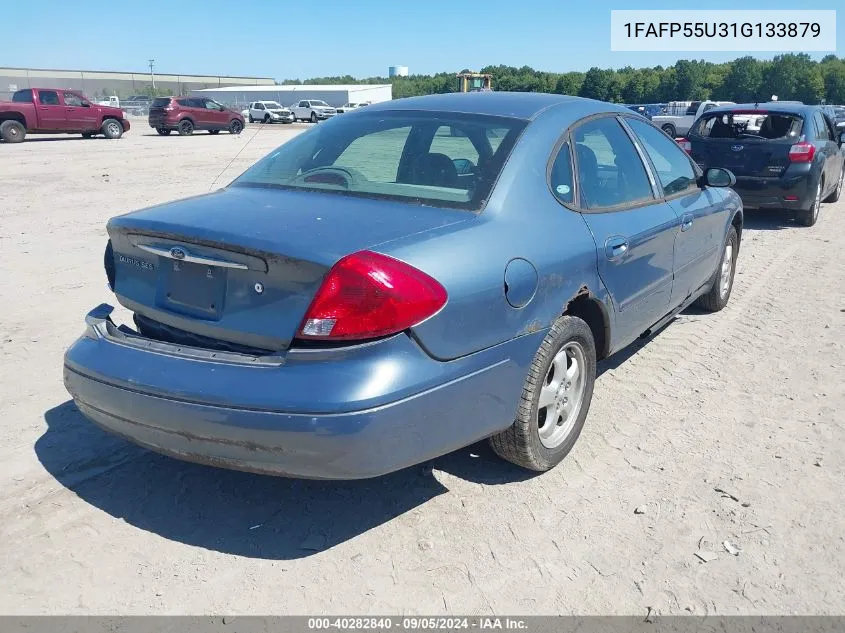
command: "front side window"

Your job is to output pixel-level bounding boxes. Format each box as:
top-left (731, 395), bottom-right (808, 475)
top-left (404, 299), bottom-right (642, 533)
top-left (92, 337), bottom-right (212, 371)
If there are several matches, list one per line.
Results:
top-left (234, 110), bottom-right (526, 211)
top-left (572, 117), bottom-right (653, 209)
top-left (626, 117), bottom-right (697, 197)
top-left (39, 91), bottom-right (60, 106)
top-left (63, 93), bottom-right (84, 107)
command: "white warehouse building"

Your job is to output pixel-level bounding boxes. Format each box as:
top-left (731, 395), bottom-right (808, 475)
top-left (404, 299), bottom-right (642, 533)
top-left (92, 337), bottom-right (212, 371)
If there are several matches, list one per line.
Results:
top-left (190, 84), bottom-right (392, 108)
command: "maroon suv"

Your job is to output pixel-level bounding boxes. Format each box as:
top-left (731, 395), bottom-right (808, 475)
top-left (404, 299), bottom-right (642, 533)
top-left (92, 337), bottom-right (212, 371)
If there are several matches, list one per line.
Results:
top-left (148, 96), bottom-right (244, 136)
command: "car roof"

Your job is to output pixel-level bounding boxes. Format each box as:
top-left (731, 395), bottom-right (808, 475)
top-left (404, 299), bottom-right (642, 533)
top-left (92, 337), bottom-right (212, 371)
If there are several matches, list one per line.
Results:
top-left (705, 102), bottom-right (817, 115)
top-left (361, 92), bottom-right (609, 120)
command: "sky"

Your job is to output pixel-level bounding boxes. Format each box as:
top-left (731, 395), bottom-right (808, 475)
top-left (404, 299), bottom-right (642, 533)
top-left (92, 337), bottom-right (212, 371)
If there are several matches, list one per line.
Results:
top-left (0, 0), bottom-right (842, 80)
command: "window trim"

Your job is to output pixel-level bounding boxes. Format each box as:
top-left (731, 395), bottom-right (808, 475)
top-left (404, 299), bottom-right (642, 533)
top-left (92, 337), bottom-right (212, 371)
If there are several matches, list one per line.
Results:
top-left (546, 112), bottom-right (661, 214)
top-left (620, 114), bottom-right (703, 203)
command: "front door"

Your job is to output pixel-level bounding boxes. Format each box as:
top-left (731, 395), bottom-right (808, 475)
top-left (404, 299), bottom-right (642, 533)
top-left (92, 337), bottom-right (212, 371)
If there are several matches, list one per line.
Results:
top-left (624, 116), bottom-right (725, 302)
top-left (62, 92), bottom-right (98, 132)
top-left (201, 99), bottom-right (228, 129)
top-left (571, 115), bottom-right (679, 350)
top-left (34, 90), bottom-right (67, 131)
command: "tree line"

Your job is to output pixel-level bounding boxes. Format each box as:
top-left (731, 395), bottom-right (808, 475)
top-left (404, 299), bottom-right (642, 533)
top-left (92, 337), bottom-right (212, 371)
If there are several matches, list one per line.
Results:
top-left (280, 54), bottom-right (845, 104)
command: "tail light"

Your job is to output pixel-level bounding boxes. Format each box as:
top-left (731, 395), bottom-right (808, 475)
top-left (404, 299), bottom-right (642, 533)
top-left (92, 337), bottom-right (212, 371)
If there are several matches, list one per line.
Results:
top-left (676, 138), bottom-right (692, 153)
top-left (297, 251), bottom-right (447, 341)
top-left (788, 140), bottom-right (815, 163)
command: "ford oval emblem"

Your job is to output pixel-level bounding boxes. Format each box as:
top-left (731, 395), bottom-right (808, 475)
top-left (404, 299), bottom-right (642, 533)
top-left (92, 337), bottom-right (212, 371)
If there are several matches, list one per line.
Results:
top-left (170, 247), bottom-right (186, 260)
top-left (731, 144), bottom-right (744, 152)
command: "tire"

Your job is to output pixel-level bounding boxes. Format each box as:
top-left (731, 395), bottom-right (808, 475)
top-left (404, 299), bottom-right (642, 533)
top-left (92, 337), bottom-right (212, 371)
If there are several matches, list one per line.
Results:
top-left (177, 119), bottom-right (194, 136)
top-left (797, 178), bottom-right (822, 227)
top-left (311, 112), bottom-right (318, 123)
top-left (156, 128), bottom-right (171, 136)
top-left (102, 118), bottom-right (123, 139)
top-left (81, 132), bottom-right (94, 139)
top-left (263, 114), bottom-right (270, 124)
top-left (229, 119), bottom-right (243, 135)
top-left (694, 225), bottom-right (738, 312)
top-left (209, 129), bottom-right (220, 135)
top-left (248, 115), bottom-right (254, 123)
top-left (824, 166), bottom-right (844, 203)
top-left (490, 315), bottom-right (596, 472)
top-left (661, 123), bottom-right (677, 137)
top-left (0, 120), bottom-right (27, 143)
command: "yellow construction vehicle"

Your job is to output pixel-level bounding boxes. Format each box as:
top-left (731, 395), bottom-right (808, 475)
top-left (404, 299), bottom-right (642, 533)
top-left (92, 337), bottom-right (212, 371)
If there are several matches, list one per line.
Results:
top-left (456, 72), bottom-right (493, 92)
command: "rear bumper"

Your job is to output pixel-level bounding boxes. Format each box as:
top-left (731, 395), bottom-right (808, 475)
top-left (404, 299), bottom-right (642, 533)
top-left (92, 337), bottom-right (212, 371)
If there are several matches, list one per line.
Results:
top-left (63, 304), bottom-right (542, 479)
top-left (732, 171), bottom-right (815, 210)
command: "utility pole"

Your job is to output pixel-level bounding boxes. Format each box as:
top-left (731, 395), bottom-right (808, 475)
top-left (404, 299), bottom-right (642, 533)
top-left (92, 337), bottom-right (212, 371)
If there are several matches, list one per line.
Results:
top-left (148, 59), bottom-right (156, 91)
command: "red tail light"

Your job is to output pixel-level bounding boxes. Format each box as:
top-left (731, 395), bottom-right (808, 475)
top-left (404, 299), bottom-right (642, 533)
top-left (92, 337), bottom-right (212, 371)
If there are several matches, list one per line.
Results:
top-left (297, 251), bottom-right (447, 341)
top-left (788, 141), bottom-right (815, 163)
top-left (676, 137), bottom-right (692, 153)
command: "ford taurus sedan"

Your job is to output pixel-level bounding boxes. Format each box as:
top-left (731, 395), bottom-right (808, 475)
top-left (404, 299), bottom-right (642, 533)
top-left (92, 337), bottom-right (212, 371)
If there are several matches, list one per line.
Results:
top-left (64, 93), bottom-right (743, 479)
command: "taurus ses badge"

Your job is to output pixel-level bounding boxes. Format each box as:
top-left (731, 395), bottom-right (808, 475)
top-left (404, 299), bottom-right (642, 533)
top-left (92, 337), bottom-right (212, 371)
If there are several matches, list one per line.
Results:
top-left (170, 247), bottom-right (186, 260)
top-left (731, 145), bottom-right (744, 152)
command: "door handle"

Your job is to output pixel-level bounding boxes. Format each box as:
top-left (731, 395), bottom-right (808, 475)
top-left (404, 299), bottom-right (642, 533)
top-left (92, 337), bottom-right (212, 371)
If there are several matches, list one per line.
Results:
top-left (681, 213), bottom-right (694, 231)
top-left (605, 237), bottom-right (629, 260)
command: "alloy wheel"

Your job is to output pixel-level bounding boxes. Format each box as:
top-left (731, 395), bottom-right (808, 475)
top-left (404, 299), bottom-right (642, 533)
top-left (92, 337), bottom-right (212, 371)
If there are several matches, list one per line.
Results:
top-left (536, 342), bottom-right (587, 449)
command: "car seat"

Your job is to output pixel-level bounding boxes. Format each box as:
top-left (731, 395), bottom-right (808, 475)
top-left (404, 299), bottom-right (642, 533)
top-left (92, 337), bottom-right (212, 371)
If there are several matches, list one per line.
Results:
top-left (410, 153), bottom-right (460, 188)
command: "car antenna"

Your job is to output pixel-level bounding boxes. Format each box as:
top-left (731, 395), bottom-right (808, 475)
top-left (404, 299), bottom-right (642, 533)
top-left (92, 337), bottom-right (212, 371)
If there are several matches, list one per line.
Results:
top-left (209, 119), bottom-right (265, 192)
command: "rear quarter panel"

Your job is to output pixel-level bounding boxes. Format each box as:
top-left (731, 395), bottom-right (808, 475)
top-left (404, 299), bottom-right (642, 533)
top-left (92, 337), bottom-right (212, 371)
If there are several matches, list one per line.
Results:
top-left (376, 101), bottom-right (613, 361)
top-left (0, 102), bottom-right (36, 129)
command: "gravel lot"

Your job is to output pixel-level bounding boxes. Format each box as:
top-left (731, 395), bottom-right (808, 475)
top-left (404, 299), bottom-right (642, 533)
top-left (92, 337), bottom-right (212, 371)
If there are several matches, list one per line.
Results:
top-left (1, 121), bottom-right (844, 616)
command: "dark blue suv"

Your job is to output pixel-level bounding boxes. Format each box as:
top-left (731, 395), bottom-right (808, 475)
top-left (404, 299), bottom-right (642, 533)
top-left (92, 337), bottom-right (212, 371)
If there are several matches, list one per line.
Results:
top-left (687, 103), bottom-right (845, 226)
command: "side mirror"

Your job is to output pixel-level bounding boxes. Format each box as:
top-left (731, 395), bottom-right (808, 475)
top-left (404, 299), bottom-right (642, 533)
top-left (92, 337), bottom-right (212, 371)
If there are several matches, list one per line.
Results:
top-left (81, 102), bottom-right (91, 107)
top-left (704, 167), bottom-right (736, 188)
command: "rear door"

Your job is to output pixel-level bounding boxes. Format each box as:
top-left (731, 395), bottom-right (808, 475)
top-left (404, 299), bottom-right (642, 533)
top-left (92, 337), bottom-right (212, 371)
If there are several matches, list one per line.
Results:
top-left (62, 91), bottom-right (97, 131)
top-left (570, 115), bottom-right (679, 348)
top-left (625, 116), bottom-right (725, 302)
top-left (33, 90), bottom-right (67, 130)
top-left (187, 98), bottom-right (210, 128)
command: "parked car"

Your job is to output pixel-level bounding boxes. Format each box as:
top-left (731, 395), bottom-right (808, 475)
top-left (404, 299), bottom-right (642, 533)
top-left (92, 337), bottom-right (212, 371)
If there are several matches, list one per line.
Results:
top-left (336, 102), bottom-right (369, 114)
top-left (686, 102), bottom-right (845, 226)
top-left (0, 88), bottom-right (130, 143)
top-left (291, 99), bottom-right (337, 122)
top-left (625, 104), bottom-right (665, 120)
top-left (248, 101), bottom-right (295, 124)
top-left (652, 100), bottom-right (735, 137)
top-left (825, 105), bottom-right (845, 130)
top-left (64, 92), bottom-right (742, 479)
top-left (148, 97), bottom-right (244, 136)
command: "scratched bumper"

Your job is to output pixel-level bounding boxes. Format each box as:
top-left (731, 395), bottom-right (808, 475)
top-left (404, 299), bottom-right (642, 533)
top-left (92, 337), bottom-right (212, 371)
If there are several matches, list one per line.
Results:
top-left (63, 305), bottom-right (541, 479)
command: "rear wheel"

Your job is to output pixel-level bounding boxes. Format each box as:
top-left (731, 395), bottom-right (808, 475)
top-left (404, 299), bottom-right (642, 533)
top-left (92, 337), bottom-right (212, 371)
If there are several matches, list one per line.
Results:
top-left (490, 315), bottom-right (596, 472)
top-left (824, 166), bottom-right (844, 203)
top-left (177, 119), bottom-right (194, 136)
top-left (661, 123), bottom-right (676, 137)
top-left (797, 179), bottom-right (822, 227)
top-left (694, 225), bottom-right (738, 312)
top-left (156, 128), bottom-right (171, 136)
top-left (102, 119), bottom-right (123, 139)
top-left (229, 119), bottom-right (243, 135)
top-left (0, 120), bottom-right (26, 143)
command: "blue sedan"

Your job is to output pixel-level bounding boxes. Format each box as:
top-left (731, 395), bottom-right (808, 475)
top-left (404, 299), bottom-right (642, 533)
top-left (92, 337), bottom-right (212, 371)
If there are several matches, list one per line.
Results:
top-left (64, 92), bottom-right (743, 479)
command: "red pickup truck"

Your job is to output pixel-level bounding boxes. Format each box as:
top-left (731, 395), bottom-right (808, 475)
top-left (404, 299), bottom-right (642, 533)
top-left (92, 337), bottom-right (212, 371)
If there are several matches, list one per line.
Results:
top-left (0, 88), bottom-right (130, 143)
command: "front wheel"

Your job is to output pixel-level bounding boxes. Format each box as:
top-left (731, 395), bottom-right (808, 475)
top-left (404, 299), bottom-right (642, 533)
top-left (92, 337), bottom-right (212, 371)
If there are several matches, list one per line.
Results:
top-left (797, 179), bottom-right (822, 227)
top-left (311, 112), bottom-right (318, 123)
top-left (694, 225), bottom-right (738, 312)
top-left (248, 114), bottom-right (254, 123)
top-left (229, 119), bottom-right (243, 135)
top-left (102, 119), bottom-right (123, 139)
top-left (490, 315), bottom-right (596, 472)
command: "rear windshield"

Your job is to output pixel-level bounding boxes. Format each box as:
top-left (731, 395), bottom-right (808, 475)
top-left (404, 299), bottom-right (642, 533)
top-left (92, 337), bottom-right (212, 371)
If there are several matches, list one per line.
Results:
top-left (691, 111), bottom-right (803, 141)
top-left (233, 110), bottom-right (527, 211)
top-left (151, 98), bottom-right (171, 108)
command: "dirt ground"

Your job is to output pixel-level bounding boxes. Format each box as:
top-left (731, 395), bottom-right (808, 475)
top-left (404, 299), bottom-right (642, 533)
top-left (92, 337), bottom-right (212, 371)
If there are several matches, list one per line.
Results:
top-left (1, 120), bottom-right (844, 616)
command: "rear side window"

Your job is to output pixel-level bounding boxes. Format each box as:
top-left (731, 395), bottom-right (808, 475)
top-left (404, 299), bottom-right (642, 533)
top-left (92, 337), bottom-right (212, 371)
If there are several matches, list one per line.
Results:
top-left (12, 89), bottom-right (33, 103)
top-left (572, 117), bottom-right (654, 209)
top-left (151, 98), bottom-right (171, 108)
top-left (39, 91), bottom-right (60, 105)
top-left (691, 111), bottom-right (803, 141)
top-left (175, 98), bottom-right (190, 107)
top-left (549, 142), bottom-right (574, 204)
top-left (626, 118), bottom-right (697, 197)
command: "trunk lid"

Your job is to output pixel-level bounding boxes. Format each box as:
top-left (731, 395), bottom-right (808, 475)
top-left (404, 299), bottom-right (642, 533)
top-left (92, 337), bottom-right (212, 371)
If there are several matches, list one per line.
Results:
top-left (107, 186), bottom-right (471, 352)
top-left (689, 110), bottom-right (804, 178)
